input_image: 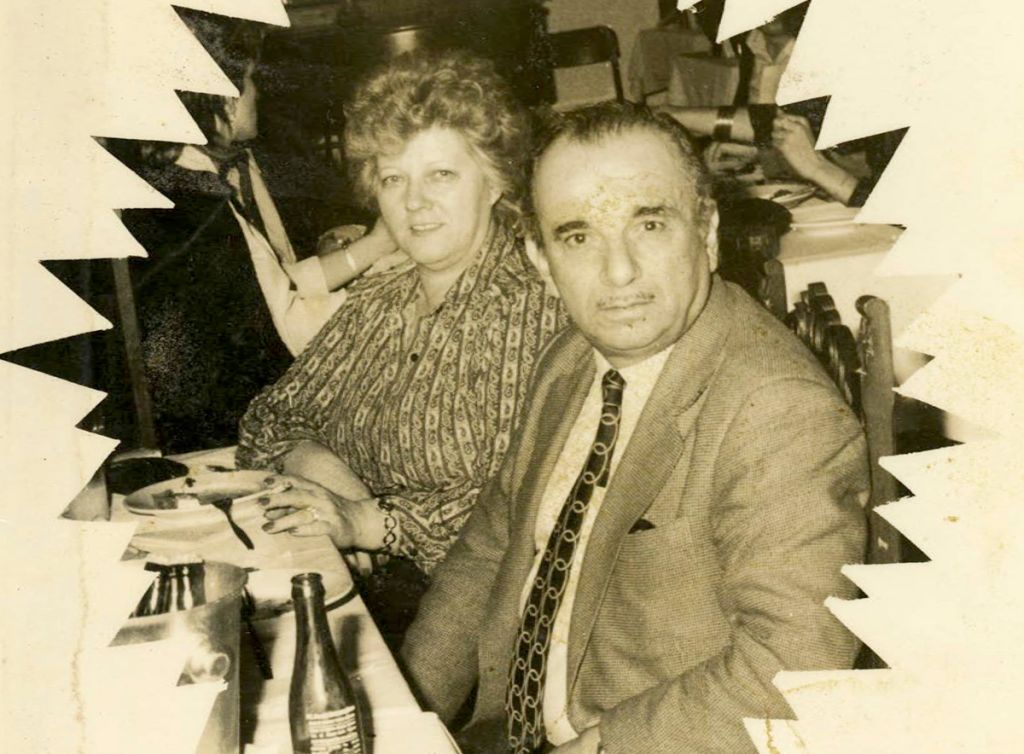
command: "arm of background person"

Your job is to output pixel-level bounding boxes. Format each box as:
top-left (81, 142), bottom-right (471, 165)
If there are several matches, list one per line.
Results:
top-left (771, 113), bottom-right (862, 205)
top-left (597, 378), bottom-right (869, 753)
top-left (657, 105), bottom-right (757, 143)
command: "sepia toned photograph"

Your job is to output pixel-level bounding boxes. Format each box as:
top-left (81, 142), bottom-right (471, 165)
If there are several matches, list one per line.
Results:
top-left (3, 1), bottom-right (1020, 753)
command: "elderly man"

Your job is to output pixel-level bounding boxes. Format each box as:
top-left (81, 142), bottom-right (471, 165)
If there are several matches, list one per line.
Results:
top-left (401, 102), bottom-right (868, 754)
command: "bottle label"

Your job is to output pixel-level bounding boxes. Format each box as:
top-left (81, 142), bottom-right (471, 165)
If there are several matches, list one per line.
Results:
top-left (305, 706), bottom-right (363, 753)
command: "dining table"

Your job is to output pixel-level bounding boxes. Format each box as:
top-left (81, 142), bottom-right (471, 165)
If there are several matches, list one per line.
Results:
top-left (112, 444), bottom-right (461, 754)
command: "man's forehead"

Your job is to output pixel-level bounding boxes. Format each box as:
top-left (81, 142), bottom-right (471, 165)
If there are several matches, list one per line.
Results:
top-left (534, 133), bottom-right (696, 224)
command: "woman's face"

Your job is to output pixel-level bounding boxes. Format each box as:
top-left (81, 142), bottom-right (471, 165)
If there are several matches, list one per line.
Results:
top-left (374, 127), bottom-right (501, 274)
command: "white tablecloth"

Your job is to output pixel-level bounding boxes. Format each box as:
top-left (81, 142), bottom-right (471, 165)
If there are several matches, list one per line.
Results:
top-left (114, 446), bottom-right (460, 754)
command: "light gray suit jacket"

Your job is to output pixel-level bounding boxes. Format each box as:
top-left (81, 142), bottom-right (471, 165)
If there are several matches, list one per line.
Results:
top-left (402, 279), bottom-right (869, 753)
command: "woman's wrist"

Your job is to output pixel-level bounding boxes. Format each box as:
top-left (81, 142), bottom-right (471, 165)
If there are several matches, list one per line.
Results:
top-left (343, 496), bottom-right (401, 552)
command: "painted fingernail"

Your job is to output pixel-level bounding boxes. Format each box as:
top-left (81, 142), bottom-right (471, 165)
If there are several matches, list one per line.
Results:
top-left (262, 522), bottom-right (274, 532)
top-left (257, 496), bottom-right (270, 506)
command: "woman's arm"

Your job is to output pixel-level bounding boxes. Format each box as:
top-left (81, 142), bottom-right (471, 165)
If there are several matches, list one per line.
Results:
top-left (315, 219), bottom-right (403, 290)
top-left (280, 439), bottom-right (373, 501)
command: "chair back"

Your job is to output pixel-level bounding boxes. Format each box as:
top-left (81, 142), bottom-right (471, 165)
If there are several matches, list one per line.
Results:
top-left (784, 281), bottom-right (902, 565)
top-left (546, 26), bottom-right (624, 108)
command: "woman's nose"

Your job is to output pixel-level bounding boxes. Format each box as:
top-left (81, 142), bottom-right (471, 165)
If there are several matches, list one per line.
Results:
top-left (404, 179), bottom-right (431, 212)
top-left (604, 240), bottom-right (639, 287)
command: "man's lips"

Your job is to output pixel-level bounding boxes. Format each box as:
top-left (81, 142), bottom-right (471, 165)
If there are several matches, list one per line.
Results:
top-left (598, 295), bottom-right (654, 312)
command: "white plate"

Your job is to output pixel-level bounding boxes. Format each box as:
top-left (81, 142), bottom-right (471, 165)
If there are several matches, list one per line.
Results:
top-left (790, 202), bottom-right (860, 230)
top-left (125, 470), bottom-right (284, 518)
top-left (246, 567), bottom-right (356, 621)
top-left (746, 182), bottom-right (815, 207)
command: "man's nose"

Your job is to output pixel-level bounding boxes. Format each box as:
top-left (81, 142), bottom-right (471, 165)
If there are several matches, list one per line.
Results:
top-left (603, 239), bottom-right (639, 287)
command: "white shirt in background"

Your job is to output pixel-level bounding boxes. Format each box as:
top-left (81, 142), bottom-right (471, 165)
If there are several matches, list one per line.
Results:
top-left (176, 145), bottom-right (347, 356)
top-left (745, 29), bottom-right (795, 104)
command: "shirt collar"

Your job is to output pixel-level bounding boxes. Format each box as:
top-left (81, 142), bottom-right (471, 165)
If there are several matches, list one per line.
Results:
top-left (593, 344), bottom-right (675, 398)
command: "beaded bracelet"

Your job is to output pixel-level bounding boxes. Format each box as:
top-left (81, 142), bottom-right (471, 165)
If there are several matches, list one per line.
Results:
top-left (376, 496), bottom-right (399, 556)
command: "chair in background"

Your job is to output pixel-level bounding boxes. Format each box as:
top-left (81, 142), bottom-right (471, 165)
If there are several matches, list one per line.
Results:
top-left (546, 26), bottom-right (624, 109)
top-left (783, 281), bottom-right (902, 566)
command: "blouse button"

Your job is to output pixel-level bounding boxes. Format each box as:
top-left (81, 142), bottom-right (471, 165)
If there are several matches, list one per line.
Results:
top-left (409, 352), bottom-right (419, 363)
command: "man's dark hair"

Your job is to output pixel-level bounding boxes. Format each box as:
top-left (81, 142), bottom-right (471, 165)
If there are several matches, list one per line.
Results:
top-left (525, 101), bottom-right (713, 241)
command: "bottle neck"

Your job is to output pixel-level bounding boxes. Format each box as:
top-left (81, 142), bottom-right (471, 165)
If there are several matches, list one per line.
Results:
top-left (292, 576), bottom-right (339, 666)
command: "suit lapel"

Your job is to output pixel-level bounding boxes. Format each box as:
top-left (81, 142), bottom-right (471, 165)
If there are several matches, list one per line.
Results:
top-left (566, 279), bottom-right (735, 699)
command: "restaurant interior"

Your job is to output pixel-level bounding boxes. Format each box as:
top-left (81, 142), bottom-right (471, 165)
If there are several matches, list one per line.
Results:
top-left (5, 1), bottom-right (961, 750)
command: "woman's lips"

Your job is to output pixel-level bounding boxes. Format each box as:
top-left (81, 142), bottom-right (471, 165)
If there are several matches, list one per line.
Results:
top-left (410, 222), bottom-right (443, 235)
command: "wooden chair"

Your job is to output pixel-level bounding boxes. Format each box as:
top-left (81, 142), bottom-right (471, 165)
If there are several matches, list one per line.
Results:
top-left (546, 26), bottom-right (625, 108)
top-left (782, 281), bottom-right (901, 566)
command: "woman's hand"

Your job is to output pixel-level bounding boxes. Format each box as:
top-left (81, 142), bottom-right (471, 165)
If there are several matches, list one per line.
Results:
top-left (316, 224), bottom-right (367, 257)
top-left (281, 440), bottom-right (373, 501)
top-left (260, 477), bottom-right (381, 551)
top-left (363, 218), bottom-right (410, 276)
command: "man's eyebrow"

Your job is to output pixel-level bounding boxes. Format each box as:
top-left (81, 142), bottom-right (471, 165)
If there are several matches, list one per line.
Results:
top-left (634, 205), bottom-right (668, 218)
top-left (552, 220), bottom-right (588, 235)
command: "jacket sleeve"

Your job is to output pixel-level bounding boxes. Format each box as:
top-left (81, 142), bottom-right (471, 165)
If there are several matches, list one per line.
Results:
top-left (599, 378), bottom-right (869, 754)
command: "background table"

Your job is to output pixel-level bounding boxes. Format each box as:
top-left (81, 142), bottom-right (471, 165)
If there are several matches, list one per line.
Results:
top-left (113, 446), bottom-right (460, 754)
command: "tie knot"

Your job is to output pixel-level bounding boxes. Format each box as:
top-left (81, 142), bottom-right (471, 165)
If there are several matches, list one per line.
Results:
top-left (601, 369), bottom-right (625, 404)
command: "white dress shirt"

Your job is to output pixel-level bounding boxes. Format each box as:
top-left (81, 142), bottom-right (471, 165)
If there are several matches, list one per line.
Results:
top-left (519, 345), bottom-right (674, 745)
top-left (746, 29), bottom-right (795, 104)
top-left (175, 145), bottom-right (347, 356)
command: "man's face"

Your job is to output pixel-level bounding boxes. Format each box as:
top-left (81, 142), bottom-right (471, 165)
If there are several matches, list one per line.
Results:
top-left (532, 128), bottom-right (718, 367)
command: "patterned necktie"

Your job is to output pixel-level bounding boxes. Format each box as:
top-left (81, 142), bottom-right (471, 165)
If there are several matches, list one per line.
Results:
top-left (506, 368), bottom-right (626, 754)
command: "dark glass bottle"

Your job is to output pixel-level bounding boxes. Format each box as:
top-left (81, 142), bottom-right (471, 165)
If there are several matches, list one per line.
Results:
top-left (289, 573), bottom-right (367, 754)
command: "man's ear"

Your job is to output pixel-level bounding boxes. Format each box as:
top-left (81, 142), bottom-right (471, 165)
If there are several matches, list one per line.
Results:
top-left (524, 237), bottom-right (561, 299)
top-left (704, 208), bottom-right (720, 273)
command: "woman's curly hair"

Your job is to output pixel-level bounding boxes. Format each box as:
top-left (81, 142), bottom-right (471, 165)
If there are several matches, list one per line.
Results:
top-left (344, 51), bottom-right (530, 227)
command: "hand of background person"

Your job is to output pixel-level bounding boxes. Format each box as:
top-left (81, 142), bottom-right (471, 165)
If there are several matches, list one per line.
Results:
top-left (772, 112), bottom-right (861, 205)
top-left (771, 113), bottom-right (826, 181)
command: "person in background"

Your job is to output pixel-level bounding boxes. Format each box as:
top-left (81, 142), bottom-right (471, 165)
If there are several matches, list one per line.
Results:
top-left (401, 102), bottom-right (868, 754)
top-left (662, 4), bottom-right (900, 208)
top-left (117, 10), bottom-right (404, 453)
top-left (238, 51), bottom-right (566, 647)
